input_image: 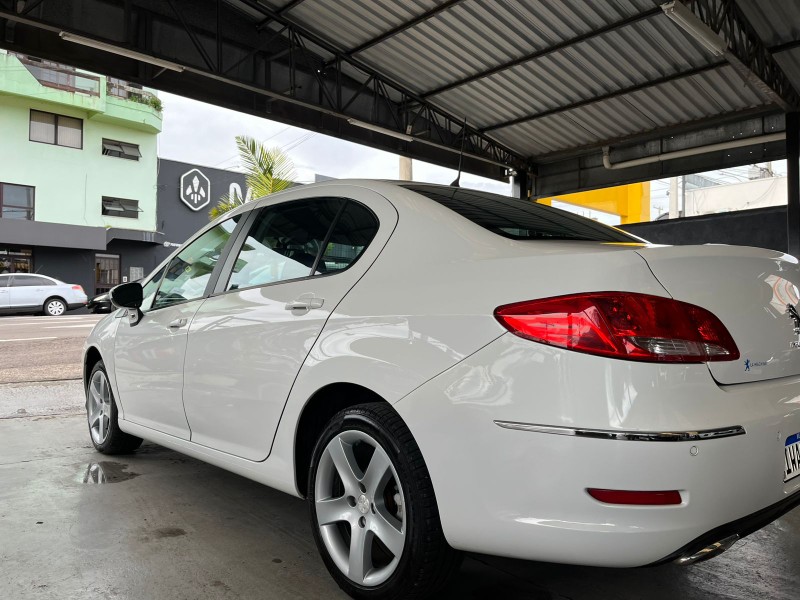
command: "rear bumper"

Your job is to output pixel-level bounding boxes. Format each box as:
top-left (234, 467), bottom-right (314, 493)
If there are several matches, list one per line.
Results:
top-left (395, 334), bottom-right (800, 567)
top-left (67, 302), bottom-right (88, 310)
top-left (653, 487), bottom-right (800, 566)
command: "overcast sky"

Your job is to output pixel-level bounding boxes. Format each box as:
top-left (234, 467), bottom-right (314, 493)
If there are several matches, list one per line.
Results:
top-left (156, 91), bottom-right (511, 195)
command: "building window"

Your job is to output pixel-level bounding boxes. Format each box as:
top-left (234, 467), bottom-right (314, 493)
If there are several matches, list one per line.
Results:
top-left (29, 109), bottom-right (83, 149)
top-left (0, 183), bottom-right (34, 220)
top-left (102, 197), bottom-right (140, 219)
top-left (102, 139), bottom-right (141, 160)
top-left (0, 247), bottom-right (33, 273)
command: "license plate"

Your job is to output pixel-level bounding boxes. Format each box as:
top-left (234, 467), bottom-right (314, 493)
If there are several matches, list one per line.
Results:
top-left (785, 432), bottom-right (800, 482)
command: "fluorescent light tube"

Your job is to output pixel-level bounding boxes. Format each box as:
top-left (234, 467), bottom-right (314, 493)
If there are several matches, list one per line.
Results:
top-left (347, 118), bottom-right (414, 142)
top-left (661, 1), bottom-right (727, 57)
top-left (59, 31), bottom-right (185, 73)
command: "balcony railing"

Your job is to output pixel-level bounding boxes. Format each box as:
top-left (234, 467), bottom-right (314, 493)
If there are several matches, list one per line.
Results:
top-left (15, 55), bottom-right (100, 96)
top-left (107, 80), bottom-right (162, 112)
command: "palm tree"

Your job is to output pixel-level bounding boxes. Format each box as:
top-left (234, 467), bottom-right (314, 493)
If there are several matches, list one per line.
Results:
top-left (208, 135), bottom-right (295, 220)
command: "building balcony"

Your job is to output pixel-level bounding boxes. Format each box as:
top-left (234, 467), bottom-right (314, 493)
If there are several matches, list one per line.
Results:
top-left (0, 51), bottom-right (162, 132)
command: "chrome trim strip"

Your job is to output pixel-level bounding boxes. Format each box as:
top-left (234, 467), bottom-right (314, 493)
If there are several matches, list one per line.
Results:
top-left (493, 421), bottom-right (746, 441)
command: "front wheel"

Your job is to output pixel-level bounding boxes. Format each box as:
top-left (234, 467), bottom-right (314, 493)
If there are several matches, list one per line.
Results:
top-left (309, 403), bottom-right (461, 599)
top-left (86, 361), bottom-right (143, 454)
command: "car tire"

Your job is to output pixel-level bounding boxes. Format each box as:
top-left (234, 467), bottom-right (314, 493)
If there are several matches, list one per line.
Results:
top-left (308, 402), bottom-right (462, 599)
top-left (86, 361), bottom-right (143, 454)
top-left (43, 297), bottom-right (67, 316)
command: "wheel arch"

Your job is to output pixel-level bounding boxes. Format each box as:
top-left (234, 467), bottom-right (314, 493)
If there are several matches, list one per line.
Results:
top-left (84, 345), bottom-right (102, 388)
top-left (294, 382), bottom-right (389, 498)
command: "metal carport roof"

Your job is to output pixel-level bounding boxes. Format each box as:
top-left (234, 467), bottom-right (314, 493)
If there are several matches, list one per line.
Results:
top-left (0, 0), bottom-right (798, 199)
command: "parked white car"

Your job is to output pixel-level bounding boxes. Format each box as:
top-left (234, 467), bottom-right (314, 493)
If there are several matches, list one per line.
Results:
top-left (0, 273), bottom-right (88, 316)
top-left (84, 181), bottom-right (800, 599)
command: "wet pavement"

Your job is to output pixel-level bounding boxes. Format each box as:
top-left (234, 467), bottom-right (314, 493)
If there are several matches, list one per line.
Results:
top-left (1, 413), bottom-right (799, 599)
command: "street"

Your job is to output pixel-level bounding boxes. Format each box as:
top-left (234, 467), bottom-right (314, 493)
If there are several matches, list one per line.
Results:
top-left (0, 314), bottom-right (104, 384)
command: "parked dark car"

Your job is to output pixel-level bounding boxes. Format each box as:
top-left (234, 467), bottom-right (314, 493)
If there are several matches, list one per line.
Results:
top-left (87, 291), bottom-right (112, 313)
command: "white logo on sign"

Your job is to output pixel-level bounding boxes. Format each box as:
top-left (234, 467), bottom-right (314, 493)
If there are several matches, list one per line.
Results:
top-left (180, 169), bottom-right (211, 211)
top-left (228, 182), bottom-right (253, 204)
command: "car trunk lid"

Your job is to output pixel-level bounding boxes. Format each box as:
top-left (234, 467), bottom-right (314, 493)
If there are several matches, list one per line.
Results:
top-left (636, 245), bottom-right (800, 384)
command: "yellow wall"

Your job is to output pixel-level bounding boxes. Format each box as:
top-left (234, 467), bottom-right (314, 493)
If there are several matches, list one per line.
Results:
top-left (538, 182), bottom-right (650, 224)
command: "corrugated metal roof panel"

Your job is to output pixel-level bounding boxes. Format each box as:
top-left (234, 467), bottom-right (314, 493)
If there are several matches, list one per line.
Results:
top-left (358, 0), bottom-right (665, 93)
top-left (426, 15), bottom-right (715, 129)
top-left (223, 0), bottom-right (786, 161)
top-left (775, 48), bottom-right (800, 96)
top-left (736, 0), bottom-right (800, 46)
top-left (487, 65), bottom-right (767, 156)
top-left (287, 0), bottom-right (440, 51)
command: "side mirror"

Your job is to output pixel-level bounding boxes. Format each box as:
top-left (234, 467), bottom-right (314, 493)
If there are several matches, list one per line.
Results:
top-left (109, 281), bottom-right (143, 309)
top-left (109, 282), bottom-right (144, 326)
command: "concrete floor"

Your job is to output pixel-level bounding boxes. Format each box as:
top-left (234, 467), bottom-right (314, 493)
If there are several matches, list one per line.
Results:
top-left (2, 413), bottom-right (800, 599)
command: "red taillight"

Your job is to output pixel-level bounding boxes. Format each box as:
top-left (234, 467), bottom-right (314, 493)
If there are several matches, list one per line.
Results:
top-left (72, 285), bottom-right (84, 292)
top-left (494, 292), bottom-right (738, 363)
top-left (587, 488), bottom-right (682, 506)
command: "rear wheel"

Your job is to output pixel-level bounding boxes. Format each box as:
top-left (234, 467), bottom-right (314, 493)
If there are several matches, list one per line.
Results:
top-left (309, 403), bottom-right (461, 599)
top-left (86, 361), bottom-right (142, 454)
top-left (44, 297), bottom-right (66, 316)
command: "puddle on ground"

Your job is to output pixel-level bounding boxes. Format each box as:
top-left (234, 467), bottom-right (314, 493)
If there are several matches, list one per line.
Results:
top-left (78, 461), bottom-right (140, 484)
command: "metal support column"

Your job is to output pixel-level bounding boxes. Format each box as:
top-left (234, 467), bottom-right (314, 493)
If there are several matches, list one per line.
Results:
top-left (788, 112), bottom-right (800, 257)
top-left (512, 171), bottom-right (530, 200)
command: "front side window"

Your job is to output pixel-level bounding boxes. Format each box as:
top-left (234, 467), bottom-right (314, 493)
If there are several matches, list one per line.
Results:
top-left (140, 265), bottom-right (166, 312)
top-left (102, 197), bottom-right (140, 219)
top-left (152, 217), bottom-right (239, 310)
top-left (226, 199), bottom-right (342, 291)
top-left (0, 183), bottom-right (34, 220)
top-left (30, 110), bottom-right (82, 149)
top-left (0, 275), bottom-right (10, 287)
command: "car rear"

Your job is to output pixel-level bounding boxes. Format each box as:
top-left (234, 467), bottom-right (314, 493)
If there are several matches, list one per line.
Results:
top-left (387, 184), bottom-right (800, 567)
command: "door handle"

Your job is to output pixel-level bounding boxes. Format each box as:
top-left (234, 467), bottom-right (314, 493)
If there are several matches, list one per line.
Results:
top-left (285, 295), bottom-right (324, 311)
top-left (168, 317), bottom-right (188, 329)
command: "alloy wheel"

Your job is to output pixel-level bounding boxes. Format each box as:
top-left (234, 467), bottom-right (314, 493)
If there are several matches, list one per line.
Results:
top-left (46, 300), bottom-right (65, 316)
top-left (87, 369), bottom-right (112, 445)
top-left (314, 430), bottom-right (406, 587)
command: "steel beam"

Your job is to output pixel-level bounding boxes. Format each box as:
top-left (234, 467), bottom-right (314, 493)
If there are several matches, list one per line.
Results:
top-left (788, 112), bottom-right (800, 256)
top-left (420, 7), bottom-right (662, 99)
top-left (683, 0), bottom-right (799, 109)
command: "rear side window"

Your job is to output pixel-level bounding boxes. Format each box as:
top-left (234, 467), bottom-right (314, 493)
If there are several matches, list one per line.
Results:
top-left (226, 199), bottom-right (342, 291)
top-left (0, 275), bottom-right (10, 287)
top-left (314, 201), bottom-right (378, 275)
top-left (402, 184), bottom-right (638, 243)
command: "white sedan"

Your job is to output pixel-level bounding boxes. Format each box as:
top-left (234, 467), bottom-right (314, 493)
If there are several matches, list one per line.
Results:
top-left (0, 273), bottom-right (88, 316)
top-left (84, 181), bottom-right (800, 599)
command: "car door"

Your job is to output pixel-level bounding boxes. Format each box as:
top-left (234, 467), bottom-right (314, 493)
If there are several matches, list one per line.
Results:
top-left (112, 215), bottom-right (243, 439)
top-left (0, 275), bottom-right (10, 308)
top-left (182, 188), bottom-right (396, 461)
top-left (7, 275), bottom-right (49, 309)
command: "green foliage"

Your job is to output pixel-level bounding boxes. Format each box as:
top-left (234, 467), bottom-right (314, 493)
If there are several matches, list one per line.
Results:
top-left (146, 95), bottom-right (163, 112)
top-left (209, 136), bottom-right (295, 220)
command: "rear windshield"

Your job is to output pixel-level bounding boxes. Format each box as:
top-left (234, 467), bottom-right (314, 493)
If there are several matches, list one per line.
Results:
top-left (402, 184), bottom-right (640, 243)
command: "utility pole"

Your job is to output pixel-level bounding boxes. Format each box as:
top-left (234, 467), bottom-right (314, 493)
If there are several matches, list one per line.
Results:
top-left (399, 156), bottom-right (412, 181)
top-left (669, 176), bottom-right (679, 218)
